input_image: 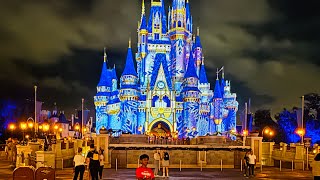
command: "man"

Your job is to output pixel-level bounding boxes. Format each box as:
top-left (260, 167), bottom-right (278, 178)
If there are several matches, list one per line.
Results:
top-left (248, 150), bottom-right (256, 177)
top-left (153, 150), bottom-right (160, 176)
top-left (86, 144), bottom-right (100, 180)
top-left (136, 154), bottom-right (155, 180)
top-left (243, 150), bottom-right (250, 177)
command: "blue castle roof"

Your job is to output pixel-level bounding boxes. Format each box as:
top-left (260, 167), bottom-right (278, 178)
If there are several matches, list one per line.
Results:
top-left (97, 60), bottom-right (111, 87)
top-left (140, 14), bottom-right (147, 30)
top-left (220, 78), bottom-right (225, 94)
top-left (112, 66), bottom-right (117, 80)
top-left (122, 46), bottom-right (137, 77)
top-left (195, 35), bottom-right (202, 48)
top-left (214, 79), bottom-right (223, 98)
top-left (199, 63), bottom-right (208, 84)
top-left (184, 54), bottom-right (198, 79)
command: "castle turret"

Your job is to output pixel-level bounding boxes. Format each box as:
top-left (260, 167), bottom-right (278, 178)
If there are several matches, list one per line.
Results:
top-left (94, 49), bottom-right (111, 133)
top-left (182, 54), bottom-right (200, 137)
top-left (148, 0), bottom-right (167, 40)
top-left (211, 70), bottom-right (223, 133)
top-left (120, 39), bottom-right (139, 133)
top-left (194, 27), bottom-right (203, 76)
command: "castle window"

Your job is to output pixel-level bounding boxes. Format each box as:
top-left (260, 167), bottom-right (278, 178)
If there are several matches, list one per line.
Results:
top-left (155, 33), bottom-right (160, 40)
top-left (178, 21), bottom-right (182, 27)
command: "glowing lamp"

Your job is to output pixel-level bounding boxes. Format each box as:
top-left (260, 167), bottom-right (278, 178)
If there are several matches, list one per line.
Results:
top-left (296, 128), bottom-right (305, 137)
top-left (39, 125), bottom-right (43, 130)
top-left (192, 127), bottom-right (196, 132)
top-left (75, 125), bottom-right (80, 131)
top-left (54, 125), bottom-right (59, 130)
top-left (20, 122), bottom-right (27, 130)
top-left (43, 124), bottom-right (50, 132)
top-left (269, 131), bottom-right (274, 136)
top-left (264, 129), bottom-right (269, 134)
top-left (59, 128), bottom-right (63, 132)
top-left (84, 128), bottom-right (87, 132)
top-left (8, 124), bottom-right (16, 130)
top-left (28, 122), bottom-right (33, 128)
top-left (25, 135), bottom-right (30, 139)
top-left (313, 149), bottom-right (317, 154)
top-left (243, 130), bottom-right (248, 136)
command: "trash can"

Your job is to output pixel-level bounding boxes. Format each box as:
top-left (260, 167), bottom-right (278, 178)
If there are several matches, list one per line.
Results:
top-left (13, 166), bottom-right (35, 180)
top-left (35, 167), bottom-right (55, 180)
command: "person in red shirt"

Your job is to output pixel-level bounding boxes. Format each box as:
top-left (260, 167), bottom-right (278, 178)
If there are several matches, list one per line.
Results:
top-left (136, 154), bottom-right (155, 180)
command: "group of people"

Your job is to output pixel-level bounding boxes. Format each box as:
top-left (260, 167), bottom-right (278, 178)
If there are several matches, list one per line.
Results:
top-left (73, 144), bottom-right (105, 180)
top-left (136, 150), bottom-right (170, 180)
top-left (243, 150), bottom-right (256, 178)
top-left (4, 138), bottom-right (17, 167)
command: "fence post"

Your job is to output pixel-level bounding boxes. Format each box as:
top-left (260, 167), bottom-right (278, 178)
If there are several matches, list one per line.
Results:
top-left (292, 160), bottom-right (294, 171)
top-left (179, 160), bottom-right (182, 171)
top-left (116, 158), bottom-right (118, 171)
top-left (200, 161), bottom-right (203, 171)
top-left (137, 159), bottom-right (139, 168)
top-left (280, 160), bottom-right (281, 171)
top-left (240, 159), bottom-right (243, 172)
top-left (61, 158), bottom-right (63, 170)
top-left (220, 159), bottom-right (223, 171)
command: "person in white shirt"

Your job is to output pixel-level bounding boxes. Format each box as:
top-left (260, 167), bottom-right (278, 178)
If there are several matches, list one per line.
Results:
top-left (73, 147), bottom-right (86, 180)
top-left (248, 150), bottom-right (256, 177)
top-left (153, 150), bottom-right (160, 176)
top-left (98, 149), bottom-right (105, 179)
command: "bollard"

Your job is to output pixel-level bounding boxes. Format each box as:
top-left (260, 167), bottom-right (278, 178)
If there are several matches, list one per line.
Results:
top-left (116, 158), bottom-right (118, 171)
top-left (280, 160), bottom-right (281, 171)
top-left (292, 160), bottom-right (294, 171)
top-left (179, 160), bottom-right (182, 171)
top-left (220, 159), bottom-right (223, 171)
top-left (61, 159), bottom-right (63, 170)
top-left (240, 159), bottom-right (243, 172)
top-left (137, 159), bottom-right (139, 168)
top-left (200, 161), bottom-right (203, 171)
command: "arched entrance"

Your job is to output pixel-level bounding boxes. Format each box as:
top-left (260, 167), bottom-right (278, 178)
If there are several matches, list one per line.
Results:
top-left (148, 118), bottom-right (173, 136)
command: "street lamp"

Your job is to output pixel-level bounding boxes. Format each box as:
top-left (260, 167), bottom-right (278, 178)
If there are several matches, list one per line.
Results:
top-left (43, 123), bottom-right (50, 132)
top-left (20, 122), bottom-right (27, 144)
top-left (262, 126), bottom-right (274, 141)
top-left (8, 123), bottom-right (16, 137)
top-left (295, 128), bottom-right (305, 144)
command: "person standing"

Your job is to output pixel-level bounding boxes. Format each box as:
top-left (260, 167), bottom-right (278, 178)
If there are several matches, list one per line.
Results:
top-left (153, 150), bottom-right (160, 176)
top-left (136, 154), bottom-right (155, 180)
top-left (98, 149), bottom-right (104, 179)
top-left (311, 153), bottom-right (320, 180)
top-left (73, 148), bottom-right (85, 180)
top-left (243, 150), bottom-right (250, 177)
top-left (86, 144), bottom-right (100, 180)
top-left (162, 151), bottom-right (169, 177)
top-left (248, 150), bottom-right (256, 177)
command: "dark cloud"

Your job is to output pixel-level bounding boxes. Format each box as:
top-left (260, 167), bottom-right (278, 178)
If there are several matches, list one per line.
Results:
top-left (0, 0), bottom-right (319, 115)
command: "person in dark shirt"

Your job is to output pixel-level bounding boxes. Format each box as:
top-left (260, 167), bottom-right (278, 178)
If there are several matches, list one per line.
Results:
top-left (86, 144), bottom-right (100, 180)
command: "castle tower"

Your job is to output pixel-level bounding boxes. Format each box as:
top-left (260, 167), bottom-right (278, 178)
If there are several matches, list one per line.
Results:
top-left (181, 54), bottom-right (200, 137)
top-left (211, 70), bottom-right (223, 133)
top-left (194, 27), bottom-right (203, 77)
top-left (94, 49), bottom-right (111, 133)
top-left (119, 39), bottom-right (139, 133)
top-left (137, 0), bottom-right (148, 86)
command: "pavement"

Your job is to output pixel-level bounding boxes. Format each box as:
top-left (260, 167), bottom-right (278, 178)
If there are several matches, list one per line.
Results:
top-left (0, 159), bottom-right (313, 180)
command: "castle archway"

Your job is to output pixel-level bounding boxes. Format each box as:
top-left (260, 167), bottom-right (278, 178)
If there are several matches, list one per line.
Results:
top-left (148, 118), bottom-right (173, 136)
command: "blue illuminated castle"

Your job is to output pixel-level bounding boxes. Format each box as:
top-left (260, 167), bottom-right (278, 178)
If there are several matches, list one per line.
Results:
top-left (94, 0), bottom-right (238, 138)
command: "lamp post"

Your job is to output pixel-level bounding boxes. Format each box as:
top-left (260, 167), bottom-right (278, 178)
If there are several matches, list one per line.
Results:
top-left (27, 117), bottom-right (34, 139)
top-left (20, 122), bottom-right (27, 144)
top-left (81, 98), bottom-right (84, 139)
top-left (261, 126), bottom-right (274, 142)
top-left (295, 128), bottom-right (305, 145)
top-left (8, 123), bottom-right (16, 138)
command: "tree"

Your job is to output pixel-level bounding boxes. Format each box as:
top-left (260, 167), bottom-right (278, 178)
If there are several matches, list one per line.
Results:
top-left (275, 108), bottom-right (300, 144)
top-left (304, 93), bottom-right (320, 120)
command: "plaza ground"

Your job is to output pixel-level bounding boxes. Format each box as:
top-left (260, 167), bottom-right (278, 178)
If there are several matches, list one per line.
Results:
top-left (0, 159), bottom-right (313, 180)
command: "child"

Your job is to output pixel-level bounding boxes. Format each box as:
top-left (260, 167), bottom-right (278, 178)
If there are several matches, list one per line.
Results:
top-left (136, 154), bottom-right (155, 180)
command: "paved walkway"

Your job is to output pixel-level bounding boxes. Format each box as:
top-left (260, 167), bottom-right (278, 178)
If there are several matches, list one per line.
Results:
top-left (0, 162), bottom-right (313, 180)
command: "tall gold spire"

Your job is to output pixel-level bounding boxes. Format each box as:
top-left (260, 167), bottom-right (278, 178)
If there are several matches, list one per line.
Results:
top-left (202, 57), bottom-right (204, 65)
top-left (187, 0), bottom-right (189, 3)
top-left (103, 47), bottom-right (107, 62)
top-left (142, 0), bottom-right (145, 15)
top-left (197, 27), bottom-right (200, 36)
top-left (128, 37), bottom-right (131, 48)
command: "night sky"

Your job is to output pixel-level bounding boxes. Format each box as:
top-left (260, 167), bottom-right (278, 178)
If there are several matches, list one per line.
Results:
top-left (0, 0), bottom-right (319, 116)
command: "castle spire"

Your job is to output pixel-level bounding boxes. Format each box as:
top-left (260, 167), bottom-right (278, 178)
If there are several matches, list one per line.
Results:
top-left (184, 53), bottom-right (198, 79)
top-left (121, 39), bottom-right (138, 77)
top-left (199, 57), bottom-right (208, 84)
top-left (142, 0), bottom-right (145, 15)
top-left (128, 37), bottom-right (131, 48)
top-left (103, 47), bottom-right (107, 62)
top-left (214, 75), bottom-right (222, 98)
top-left (197, 27), bottom-right (200, 36)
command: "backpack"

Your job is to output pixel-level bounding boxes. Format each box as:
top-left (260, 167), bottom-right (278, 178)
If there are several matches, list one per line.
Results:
top-left (92, 151), bottom-right (99, 161)
top-left (163, 152), bottom-right (169, 161)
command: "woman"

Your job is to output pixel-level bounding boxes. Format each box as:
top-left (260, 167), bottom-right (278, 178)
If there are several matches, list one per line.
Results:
top-left (311, 153), bottom-right (320, 180)
top-left (162, 151), bottom-right (169, 177)
top-left (98, 149), bottom-right (104, 179)
top-left (73, 147), bottom-right (86, 180)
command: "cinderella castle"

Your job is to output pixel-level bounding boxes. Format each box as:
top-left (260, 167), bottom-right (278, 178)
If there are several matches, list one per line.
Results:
top-left (94, 0), bottom-right (238, 138)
